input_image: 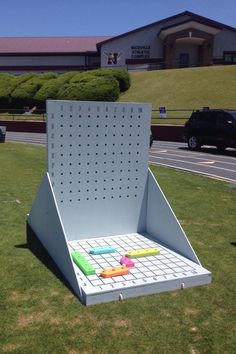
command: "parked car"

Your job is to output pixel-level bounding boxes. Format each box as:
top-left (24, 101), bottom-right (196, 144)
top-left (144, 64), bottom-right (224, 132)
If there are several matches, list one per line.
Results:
top-left (183, 109), bottom-right (236, 151)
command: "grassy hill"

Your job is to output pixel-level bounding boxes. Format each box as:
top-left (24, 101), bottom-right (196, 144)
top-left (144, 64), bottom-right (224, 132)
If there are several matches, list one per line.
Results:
top-left (1, 66), bottom-right (235, 124)
top-left (120, 65), bottom-right (236, 123)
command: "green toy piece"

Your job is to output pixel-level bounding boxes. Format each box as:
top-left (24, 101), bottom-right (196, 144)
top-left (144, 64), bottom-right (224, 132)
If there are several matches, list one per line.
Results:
top-left (71, 251), bottom-right (96, 276)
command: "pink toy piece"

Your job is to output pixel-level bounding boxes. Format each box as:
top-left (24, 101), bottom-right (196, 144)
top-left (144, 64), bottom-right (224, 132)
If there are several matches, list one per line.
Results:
top-left (120, 256), bottom-right (134, 268)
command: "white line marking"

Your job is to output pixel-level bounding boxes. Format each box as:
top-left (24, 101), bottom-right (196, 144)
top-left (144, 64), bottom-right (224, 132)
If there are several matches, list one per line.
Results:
top-left (155, 146), bottom-right (236, 161)
top-left (151, 150), bottom-right (236, 165)
top-left (149, 155), bottom-right (236, 173)
top-left (149, 161), bottom-right (236, 184)
top-left (198, 160), bottom-right (215, 165)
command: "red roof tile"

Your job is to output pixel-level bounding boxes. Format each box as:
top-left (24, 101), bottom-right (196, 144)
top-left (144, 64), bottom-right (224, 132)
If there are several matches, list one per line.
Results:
top-left (0, 36), bottom-right (112, 54)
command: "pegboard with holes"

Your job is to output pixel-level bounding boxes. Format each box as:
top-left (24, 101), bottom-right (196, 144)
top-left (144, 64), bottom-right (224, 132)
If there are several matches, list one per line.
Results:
top-left (28, 100), bottom-right (211, 305)
top-left (47, 100), bottom-right (151, 239)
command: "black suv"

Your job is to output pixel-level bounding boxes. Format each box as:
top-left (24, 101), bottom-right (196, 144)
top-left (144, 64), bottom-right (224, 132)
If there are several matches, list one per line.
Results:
top-left (183, 109), bottom-right (236, 151)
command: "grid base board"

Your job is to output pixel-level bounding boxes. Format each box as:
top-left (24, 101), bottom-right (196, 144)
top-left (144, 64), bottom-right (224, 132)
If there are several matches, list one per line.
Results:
top-left (68, 233), bottom-right (211, 305)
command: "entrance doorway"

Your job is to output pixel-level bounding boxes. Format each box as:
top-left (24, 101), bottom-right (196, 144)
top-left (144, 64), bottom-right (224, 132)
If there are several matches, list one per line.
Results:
top-left (179, 53), bottom-right (189, 67)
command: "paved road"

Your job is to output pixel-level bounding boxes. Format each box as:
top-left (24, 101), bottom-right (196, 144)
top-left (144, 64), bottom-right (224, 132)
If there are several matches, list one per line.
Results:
top-left (6, 132), bottom-right (236, 183)
top-left (6, 132), bottom-right (46, 146)
top-left (150, 140), bottom-right (236, 183)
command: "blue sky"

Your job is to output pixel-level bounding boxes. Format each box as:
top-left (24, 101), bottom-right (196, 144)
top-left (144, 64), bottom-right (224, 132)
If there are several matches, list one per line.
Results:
top-left (1, 0), bottom-right (235, 37)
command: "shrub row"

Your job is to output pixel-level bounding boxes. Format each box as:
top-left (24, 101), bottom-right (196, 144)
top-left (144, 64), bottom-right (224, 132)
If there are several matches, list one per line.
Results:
top-left (0, 69), bottom-right (130, 111)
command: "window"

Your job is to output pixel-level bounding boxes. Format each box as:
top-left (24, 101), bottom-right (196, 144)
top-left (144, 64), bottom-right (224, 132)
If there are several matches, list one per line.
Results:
top-left (217, 113), bottom-right (229, 124)
top-left (224, 52), bottom-right (236, 64)
top-left (205, 112), bottom-right (218, 123)
top-left (228, 112), bottom-right (236, 121)
top-left (196, 112), bottom-right (217, 123)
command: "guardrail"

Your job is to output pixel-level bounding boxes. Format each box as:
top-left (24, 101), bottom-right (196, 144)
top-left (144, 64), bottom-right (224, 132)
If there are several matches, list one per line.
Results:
top-left (0, 109), bottom-right (46, 121)
top-left (1, 108), bottom-right (236, 143)
top-left (152, 108), bottom-right (194, 124)
top-left (152, 107), bottom-right (236, 125)
top-left (1, 107), bottom-right (236, 122)
top-left (0, 108), bottom-right (191, 123)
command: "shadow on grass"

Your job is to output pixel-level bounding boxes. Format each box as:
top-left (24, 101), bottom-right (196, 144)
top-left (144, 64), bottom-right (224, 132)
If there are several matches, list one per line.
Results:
top-left (14, 223), bottom-right (76, 296)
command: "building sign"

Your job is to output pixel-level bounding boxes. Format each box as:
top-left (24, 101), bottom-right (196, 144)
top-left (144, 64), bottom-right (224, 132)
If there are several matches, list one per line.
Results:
top-left (131, 45), bottom-right (150, 59)
top-left (103, 51), bottom-right (123, 65)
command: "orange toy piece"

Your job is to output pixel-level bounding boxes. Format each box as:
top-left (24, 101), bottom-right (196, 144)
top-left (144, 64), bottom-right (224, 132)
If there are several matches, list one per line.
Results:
top-left (100, 266), bottom-right (130, 278)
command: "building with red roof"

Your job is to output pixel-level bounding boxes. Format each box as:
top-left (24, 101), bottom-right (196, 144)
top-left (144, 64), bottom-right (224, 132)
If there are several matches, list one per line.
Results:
top-left (0, 36), bottom-right (112, 73)
top-left (0, 12), bottom-right (235, 73)
top-left (98, 11), bottom-right (236, 70)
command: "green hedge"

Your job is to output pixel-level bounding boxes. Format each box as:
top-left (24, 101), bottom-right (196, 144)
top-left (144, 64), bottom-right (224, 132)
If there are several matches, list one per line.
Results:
top-left (14, 73), bottom-right (38, 85)
top-left (34, 72), bottom-right (81, 104)
top-left (11, 77), bottom-right (44, 108)
top-left (57, 76), bottom-right (120, 101)
top-left (0, 74), bottom-right (17, 108)
top-left (89, 68), bottom-right (131, 92)
top-left (34, 79), bottom-right (61, 103)
top-left (0, 69), bottom-right (130, 110)
top-left (70, 68), bottom-right (131, 92)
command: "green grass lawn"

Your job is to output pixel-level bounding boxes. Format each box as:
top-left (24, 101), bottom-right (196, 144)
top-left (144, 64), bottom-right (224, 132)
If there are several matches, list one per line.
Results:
top-left (1, 65), bottom-right (236, 126)
top-left (120, 65), bottom-right (236, 125)
top-left (0, 143), bottom-right (236, 354)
